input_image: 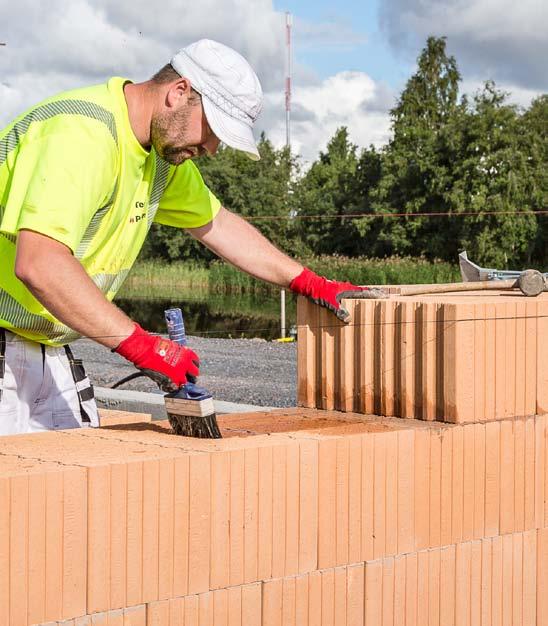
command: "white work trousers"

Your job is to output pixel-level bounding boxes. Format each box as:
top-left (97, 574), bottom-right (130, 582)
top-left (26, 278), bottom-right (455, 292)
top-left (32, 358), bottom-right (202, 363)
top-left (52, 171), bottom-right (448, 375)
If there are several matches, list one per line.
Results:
top-left (0, 329), bottom-right (99, 435)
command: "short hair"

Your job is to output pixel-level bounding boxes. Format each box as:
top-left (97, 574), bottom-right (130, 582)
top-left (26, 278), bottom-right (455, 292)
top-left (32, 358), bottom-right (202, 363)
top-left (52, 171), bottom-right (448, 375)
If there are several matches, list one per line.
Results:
top-left (150, 64), bottom-right (202, 105)
top-left (151, 63), bottom-right (181, 84)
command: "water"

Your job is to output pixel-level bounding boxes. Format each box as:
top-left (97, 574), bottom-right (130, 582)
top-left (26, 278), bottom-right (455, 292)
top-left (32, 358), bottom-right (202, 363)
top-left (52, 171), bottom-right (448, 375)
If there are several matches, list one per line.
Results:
top-left (115, 289), bottom-right (297, 341)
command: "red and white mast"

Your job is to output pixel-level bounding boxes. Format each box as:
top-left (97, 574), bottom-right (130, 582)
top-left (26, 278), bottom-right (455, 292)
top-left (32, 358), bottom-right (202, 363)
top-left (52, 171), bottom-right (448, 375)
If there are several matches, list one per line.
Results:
top-left (285, 12), bottom-right (292, 150)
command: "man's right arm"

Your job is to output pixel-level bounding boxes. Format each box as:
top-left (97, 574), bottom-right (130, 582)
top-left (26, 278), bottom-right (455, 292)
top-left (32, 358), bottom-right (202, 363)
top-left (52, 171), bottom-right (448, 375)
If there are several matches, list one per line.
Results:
top-left (15, 229), bottom-right (199, 390)
top-left (15, 229), bottom-right (134, 349)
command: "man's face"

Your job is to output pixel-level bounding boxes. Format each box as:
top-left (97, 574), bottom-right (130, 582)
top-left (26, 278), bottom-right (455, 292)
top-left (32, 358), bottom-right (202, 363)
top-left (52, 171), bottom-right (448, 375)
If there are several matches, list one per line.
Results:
top-left (150, 95), bottom-right (220, 165)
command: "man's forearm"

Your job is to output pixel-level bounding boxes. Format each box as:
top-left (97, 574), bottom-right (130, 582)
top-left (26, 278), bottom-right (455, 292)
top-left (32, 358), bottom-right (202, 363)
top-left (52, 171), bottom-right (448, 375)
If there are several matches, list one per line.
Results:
top-left (15, 229), bottom-right (134, 348)
top-left (187, 207), bottom-right (303, 287)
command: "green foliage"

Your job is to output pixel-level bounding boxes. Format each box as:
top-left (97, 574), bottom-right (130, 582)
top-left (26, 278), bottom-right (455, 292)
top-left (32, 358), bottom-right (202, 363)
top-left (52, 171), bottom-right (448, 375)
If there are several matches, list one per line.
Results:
top-left (197, 133), bottom-right (296, 253)
top-left (292, 128), bottom-right (360, 256)
top-left (142, 36), bottom-right (547, 273)
top-left (123, 256), bottom-right (459, 297)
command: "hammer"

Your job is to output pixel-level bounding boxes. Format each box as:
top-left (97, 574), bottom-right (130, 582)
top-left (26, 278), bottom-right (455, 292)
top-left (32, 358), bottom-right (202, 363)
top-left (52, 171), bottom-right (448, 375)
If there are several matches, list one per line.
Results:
top-left (399, 269), bottom-right (546, 297)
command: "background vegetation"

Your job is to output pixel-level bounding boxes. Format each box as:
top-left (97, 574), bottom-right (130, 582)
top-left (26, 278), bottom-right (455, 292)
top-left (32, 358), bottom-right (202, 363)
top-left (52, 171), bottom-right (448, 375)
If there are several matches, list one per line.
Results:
top-left (140, 37), bottom-right (547, 281)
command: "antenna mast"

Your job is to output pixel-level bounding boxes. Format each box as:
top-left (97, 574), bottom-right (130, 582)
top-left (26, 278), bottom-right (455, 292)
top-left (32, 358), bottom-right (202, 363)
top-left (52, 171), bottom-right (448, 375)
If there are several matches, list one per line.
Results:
top-left (285, 12), bottom-right (292, 150)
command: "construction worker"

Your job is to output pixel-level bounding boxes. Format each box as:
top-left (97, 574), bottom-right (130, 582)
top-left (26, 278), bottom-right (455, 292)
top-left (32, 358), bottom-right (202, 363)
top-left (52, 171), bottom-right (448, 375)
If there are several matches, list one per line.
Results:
top-left (0, 39), bottom-right (383, 435)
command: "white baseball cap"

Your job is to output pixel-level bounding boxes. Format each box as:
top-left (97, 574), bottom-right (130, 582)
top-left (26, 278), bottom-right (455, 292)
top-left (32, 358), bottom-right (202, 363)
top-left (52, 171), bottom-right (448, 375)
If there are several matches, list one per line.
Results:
top-left (170, 39), bottom-right (263, 160)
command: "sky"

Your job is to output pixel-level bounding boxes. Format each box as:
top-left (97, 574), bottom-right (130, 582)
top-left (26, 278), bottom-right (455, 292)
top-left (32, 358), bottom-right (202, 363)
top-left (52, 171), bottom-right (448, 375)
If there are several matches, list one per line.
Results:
top-left (0, 0), bottom-right (546, 162)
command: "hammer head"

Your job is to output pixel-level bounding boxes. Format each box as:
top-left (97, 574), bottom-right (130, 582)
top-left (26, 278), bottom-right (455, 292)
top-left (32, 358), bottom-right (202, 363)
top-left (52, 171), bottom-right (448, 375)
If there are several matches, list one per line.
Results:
top-left (518, 269), bottom-right (546, 297)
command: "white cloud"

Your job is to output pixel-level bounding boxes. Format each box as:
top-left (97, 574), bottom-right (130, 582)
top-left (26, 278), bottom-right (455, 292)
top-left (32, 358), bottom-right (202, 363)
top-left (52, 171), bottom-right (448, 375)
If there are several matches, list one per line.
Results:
top-left (380, 0), bottom-right (548, 93)
top-left (0, 0), bottom-right (392, 161)
top-left (259, 71), bottom-right (393, 163)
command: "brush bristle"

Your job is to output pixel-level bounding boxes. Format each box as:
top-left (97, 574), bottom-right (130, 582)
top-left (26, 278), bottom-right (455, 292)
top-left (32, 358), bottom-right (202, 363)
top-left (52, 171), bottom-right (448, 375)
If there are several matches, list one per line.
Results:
top-left (167, 412), bottom-right (222, 439)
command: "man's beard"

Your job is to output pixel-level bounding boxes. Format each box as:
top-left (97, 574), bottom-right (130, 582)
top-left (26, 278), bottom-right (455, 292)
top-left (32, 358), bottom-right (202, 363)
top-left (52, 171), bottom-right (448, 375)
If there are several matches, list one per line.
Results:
top-left (150, 106), bottom-right (195, 165)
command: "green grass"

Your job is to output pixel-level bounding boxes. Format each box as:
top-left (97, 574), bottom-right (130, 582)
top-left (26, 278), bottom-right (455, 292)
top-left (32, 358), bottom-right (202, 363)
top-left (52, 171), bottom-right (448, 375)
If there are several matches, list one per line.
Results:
top-left (304, 255), bottom-right (461, 286)
top-left (121, 256), bottom-right (460, 297)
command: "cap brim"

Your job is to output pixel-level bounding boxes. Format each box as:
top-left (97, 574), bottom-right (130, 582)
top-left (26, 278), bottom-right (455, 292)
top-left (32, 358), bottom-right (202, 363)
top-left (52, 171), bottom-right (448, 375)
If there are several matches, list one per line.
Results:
top-left (202, 97), bottom-right (260, 161)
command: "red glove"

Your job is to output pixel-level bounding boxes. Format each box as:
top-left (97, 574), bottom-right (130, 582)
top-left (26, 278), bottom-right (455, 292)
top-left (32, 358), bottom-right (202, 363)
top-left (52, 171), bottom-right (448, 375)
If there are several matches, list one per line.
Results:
top-left (289, 268), bottom-right (386, 322)
top-left (115, 323), bottom-right (199, 392)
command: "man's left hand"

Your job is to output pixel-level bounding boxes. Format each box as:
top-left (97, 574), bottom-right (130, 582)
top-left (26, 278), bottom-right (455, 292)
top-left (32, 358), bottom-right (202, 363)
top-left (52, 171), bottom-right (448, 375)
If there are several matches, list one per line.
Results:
top-left (289, 267), bottom-right (387, 323)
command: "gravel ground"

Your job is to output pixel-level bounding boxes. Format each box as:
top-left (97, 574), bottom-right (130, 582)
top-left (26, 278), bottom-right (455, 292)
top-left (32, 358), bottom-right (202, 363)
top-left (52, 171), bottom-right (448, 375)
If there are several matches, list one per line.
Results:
top-left (72, 335), bottom-right (297, 408)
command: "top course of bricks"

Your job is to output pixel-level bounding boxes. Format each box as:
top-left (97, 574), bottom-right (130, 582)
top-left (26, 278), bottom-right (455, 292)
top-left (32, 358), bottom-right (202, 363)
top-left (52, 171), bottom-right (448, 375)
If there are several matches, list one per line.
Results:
top-left (297, 290), bottom-right (548, 423)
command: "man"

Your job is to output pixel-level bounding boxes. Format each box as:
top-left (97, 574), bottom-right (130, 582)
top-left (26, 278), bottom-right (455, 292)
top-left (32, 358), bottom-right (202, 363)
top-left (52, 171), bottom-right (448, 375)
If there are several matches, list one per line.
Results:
top-left (0, 39), bottom-right (383, 435)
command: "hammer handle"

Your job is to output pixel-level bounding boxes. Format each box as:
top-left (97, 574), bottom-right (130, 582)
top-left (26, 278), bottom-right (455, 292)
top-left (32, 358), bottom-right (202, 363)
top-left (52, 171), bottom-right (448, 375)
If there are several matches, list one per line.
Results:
top-left (400, 279), bottom-right (516, 296)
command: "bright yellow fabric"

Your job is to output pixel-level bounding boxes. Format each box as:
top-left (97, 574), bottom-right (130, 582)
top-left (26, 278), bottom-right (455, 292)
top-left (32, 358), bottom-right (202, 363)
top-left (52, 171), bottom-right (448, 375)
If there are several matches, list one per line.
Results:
top-left (0, 77), bottom-right (220, 345)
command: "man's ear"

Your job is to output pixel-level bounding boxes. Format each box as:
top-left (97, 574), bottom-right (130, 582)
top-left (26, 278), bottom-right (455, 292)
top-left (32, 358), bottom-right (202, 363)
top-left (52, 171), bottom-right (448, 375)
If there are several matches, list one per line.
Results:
top-left (165, 77), bottom-right (192, 109)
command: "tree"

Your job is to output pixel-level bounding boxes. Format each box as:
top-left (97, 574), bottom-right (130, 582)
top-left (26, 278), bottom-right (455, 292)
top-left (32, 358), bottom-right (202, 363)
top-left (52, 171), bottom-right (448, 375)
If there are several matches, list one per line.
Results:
top-left (293, 127), bottom-right (359, 256)
top-left (446, 83), bottom-right (539, 267)
top-left (521, 95), bottom-right (548, 266)
top-left (368, 36), bottom-right (464, 258)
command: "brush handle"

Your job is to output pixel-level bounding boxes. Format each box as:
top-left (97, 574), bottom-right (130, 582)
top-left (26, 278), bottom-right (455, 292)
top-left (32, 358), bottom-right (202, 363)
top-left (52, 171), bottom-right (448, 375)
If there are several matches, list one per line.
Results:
top-left (164, 307), bottom-right (212, 401)
top-left (164, 307), bottom-right (187, 346)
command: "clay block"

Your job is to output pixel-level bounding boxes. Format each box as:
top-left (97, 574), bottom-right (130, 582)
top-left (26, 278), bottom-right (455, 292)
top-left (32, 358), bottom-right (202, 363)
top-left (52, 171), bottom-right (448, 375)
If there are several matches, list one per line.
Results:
top-left (297, 297), bottom-right (318, 408)
top-left (212, 588), bottom-right (228, 625)
top-left (295, 575), bottom-right (309, 626)
top-left (298, 293), bottom-right (548, 423)
top-left (347, 564), bottom-right (364, 626)
top-left (141, 459), bottom-right (160, 603)
top-left (188, 453), bottom-right (211, 594)
top-left (321, 568), bottom-right (335, 626)
top-left (123, 604), bottom-right (146, 626)
top-left (455, 542), bottom-right (472, 626)
top-left (523, 529), bottom-right (537, 626)
top-left (492, 535), bottom-right (504, 625)
top-left (500, 419), bottom-right (515, 535)
top-left (384, 431), bottom-right (399, 557)
top-left (348, 436), bottom-right (362, 565)
top-left (439, 545), bottom-right (456, 626)
top-left (109, 463), bottom-right (128, 609)
top-left (373, 432), bottom-right (386, 560)
top-left (299, 440), bottom-right (318, 573)
top-left (0, 475), bottom-right (8, 626)
top-left (318, 438), bottom-right (337, 569)
top-left (263, 578), bottom-right (282, 626)
top-left (125, 461), bottom-right (144, 607)
top-left (537, 300), bottom-right (548, 416)
top-left (462, 424), bottom-right (475, 541)
top-left (356, 300), bottom-right (375, 415)
top-left (338, 303), bottom-right (356, 412)
top-left (405, 553), bottom-right (417, 626)
top-left (397, 429), bottom-right (414, 554)
top-left (285, 442), bottom-right (300, 577)
top-left (394, 555), bottom-right (406, 626)
top-left (146, 600), bottom-right (169, 626)
top-left (413, 429), bottom-right (430, 550)
top-left (97, 409), bottom-right (151, 427)
top-left (470, 541), bottom-right (482, 626)
top-left (484, 421), bottom-right (501, 537)
top-left (308, 570), bottom-right (322, 626)
top-left (334, 566), bottom-right (347, 625)
top-left (243, 447), bottom-right (259, 584)
top-left (381, 557), bottom-right (395, 626)
top-left (538, 527), bottom-right (548, 626)
top-left (258, 446), bottom-right (274, 581)
top-left (335, 438), bottom-right (350, 567)
top-left (242, 583), bottom-right (261, 626)
top-left (364, 560), bottom-right (382, 626)
top-left (87, 465), bottom-right (111, 613)
top-left (210, 451), bottom-right (231, 589)
top-left (157, 459), bottom-right (175, 601)
top-left (360, 434), bottom-right (374, 563)
top-left (282, 577), bottom-right (296, 626)
top-left (320, 307), bottom-right (336, 411)
top-left (229, 449), bottom-right (245, 587)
